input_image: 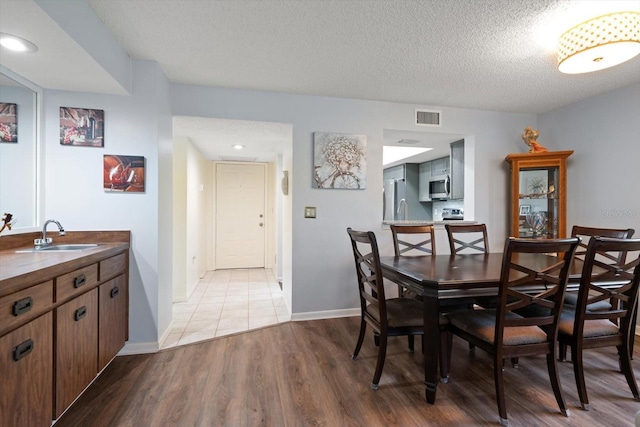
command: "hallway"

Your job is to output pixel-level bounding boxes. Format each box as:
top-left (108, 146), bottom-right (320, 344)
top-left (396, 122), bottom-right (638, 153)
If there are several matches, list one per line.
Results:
top-left (161, 268), bottom-right (289, 349)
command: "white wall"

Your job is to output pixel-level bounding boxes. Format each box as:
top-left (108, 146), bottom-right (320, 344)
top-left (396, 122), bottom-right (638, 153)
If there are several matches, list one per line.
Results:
top-left (42, 60), bottom-right (171, 349)
top-left (539, 82), bottom-right (640, 233)
top-left (171, 85), bottom-right (537, 315)
top-left (172, 136), bottom-right (188, 302)
top-left (186, 139), bottom-right (210, 293)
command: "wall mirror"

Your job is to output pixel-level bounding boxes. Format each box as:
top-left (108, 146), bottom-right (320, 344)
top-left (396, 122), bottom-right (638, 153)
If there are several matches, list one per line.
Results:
top-left (0, 67), bottom-right (40, 231)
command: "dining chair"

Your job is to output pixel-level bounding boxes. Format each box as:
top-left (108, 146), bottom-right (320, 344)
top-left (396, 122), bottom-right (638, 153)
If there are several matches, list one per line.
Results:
top-left (445, 223), bottom-right (489, 254)
top-left (565, 226), bottom-right (636, 352)
top-left (446, 237), bottom-right (580, 426)
top-left (391, 224), bottom-right (435, 299)
top-left (557, 236), bottom-right (640, 410)
top-left (347, 227), bottom-right (451, 389)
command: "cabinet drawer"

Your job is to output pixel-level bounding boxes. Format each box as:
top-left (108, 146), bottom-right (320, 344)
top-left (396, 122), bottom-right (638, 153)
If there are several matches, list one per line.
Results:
top-left (55, 264), bottom-right (98, 302)
top-left (99, 252), bottom-right (126, 281)
top-left (0, 281), bottom-right (53, 337)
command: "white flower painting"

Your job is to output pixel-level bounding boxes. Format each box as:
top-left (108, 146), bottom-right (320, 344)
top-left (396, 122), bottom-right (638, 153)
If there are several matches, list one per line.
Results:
top-left (313, 132), bottom-right (366, 189)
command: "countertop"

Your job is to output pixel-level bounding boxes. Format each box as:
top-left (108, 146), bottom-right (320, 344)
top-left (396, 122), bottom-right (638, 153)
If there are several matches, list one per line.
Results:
top-left (383, 220), bottom-right (477, 226)
top-left (0, 231), bottom-right (130, 297)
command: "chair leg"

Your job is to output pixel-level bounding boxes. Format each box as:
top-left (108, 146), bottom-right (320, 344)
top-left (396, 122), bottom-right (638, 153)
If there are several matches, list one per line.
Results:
top-left (493, 354), bottom-right (508, 426)
top-left (373, 332), bottom-right (380, 347)
top-left (439, 330), bottom-right (453, 383)
top-left (408, 335), bottom-right (415, 353)
top-left (510, 357), bottom-right (519, 368)
top-left (571, 343), bottom-right (589, 410)
top-left (559, 340), bottom-right (568, 362)
top-left (618, 344), bottom-right (640, 401)
top-left (351, 319), bottom-right (366, 360)
top-left (371, 333), bottom-right (388, 390)
top-left (547, 351), bottom-right (569, 417)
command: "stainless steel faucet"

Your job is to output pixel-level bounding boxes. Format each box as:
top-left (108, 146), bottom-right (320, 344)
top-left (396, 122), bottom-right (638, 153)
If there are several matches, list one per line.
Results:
top-left (397, 199), bottom-right (408, 221)
top-left (35, 219), bottom-right (66, 247)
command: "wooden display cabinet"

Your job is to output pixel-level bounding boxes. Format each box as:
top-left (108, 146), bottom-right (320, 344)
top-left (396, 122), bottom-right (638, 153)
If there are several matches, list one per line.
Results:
top-left (505, 151), bottom-right (573, 238)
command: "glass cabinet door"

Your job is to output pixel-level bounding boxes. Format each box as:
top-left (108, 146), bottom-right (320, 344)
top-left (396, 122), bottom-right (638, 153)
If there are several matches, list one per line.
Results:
top-left (518, 167), bottom-right (559, 238)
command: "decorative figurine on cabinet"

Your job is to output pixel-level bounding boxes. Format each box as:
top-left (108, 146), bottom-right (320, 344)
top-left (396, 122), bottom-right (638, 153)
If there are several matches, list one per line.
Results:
top-left (0, 212), bottom-right (15, 234)
top-left (521, 126), bottom-right (548, 153)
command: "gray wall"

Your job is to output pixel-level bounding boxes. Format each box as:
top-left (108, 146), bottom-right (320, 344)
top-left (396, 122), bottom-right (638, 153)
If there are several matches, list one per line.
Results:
top-left (539, 83), bottom-right (640, 232)
top-left (171, 85), bottom-right (537, 314)
top-left (41, 60), bottom-right (173, 347)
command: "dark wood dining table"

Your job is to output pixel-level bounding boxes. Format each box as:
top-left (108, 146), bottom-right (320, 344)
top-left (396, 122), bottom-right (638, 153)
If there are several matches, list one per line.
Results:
top-left (379, 252), bottom-right (587, 404)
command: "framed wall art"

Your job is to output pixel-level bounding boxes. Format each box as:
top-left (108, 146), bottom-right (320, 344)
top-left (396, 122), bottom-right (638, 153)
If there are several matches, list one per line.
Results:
top-left (0, 103), bottom-right (18, 143)
top-left (103, 155), bottom-right (145, 192)
top-left (60, 107), bottom-right (104, 147)
top-left (313, 132), bottom-right (366, 189)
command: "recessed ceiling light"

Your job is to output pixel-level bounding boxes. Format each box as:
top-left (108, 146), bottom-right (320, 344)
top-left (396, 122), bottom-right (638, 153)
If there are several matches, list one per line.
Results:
top-left (232, 144), bottom-right (245, 150)
top-left (0, 33), bottom-right (38, 53)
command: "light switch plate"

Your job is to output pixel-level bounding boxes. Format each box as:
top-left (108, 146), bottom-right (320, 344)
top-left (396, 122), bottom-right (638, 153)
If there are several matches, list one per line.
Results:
top-left (304, 206), bottom-right (316, 218)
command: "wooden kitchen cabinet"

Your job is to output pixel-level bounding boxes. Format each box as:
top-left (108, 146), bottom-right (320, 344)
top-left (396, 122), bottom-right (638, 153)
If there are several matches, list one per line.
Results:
top-left (0, 312), bottom-right (53, 427)
top-left (505, 151), bottom-right (573, 238)
top-left (98, 274), bottom-right (127, 371)
top-left (0, 231), bottom-right (130, 426)
top-left (55, 288), bottom-right (99, 418)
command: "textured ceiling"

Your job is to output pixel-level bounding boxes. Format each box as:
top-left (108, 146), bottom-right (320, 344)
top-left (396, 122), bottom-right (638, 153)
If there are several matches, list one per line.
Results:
top-left (88, 0), bottom-right (640, 114)
top-left (2, 1), bottom-right (639, 162)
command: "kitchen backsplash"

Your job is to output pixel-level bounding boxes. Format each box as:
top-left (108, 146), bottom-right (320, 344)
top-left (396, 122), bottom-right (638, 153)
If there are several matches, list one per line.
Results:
top-left (432, 199), bottom-right (465, 221)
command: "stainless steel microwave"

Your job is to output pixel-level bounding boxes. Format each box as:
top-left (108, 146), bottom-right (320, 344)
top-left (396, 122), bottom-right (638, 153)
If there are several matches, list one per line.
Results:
top-left (429, 175), bottom-right (450, 199)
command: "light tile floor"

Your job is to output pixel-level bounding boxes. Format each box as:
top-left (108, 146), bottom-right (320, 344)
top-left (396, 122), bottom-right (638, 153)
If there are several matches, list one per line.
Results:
top-left (161, 268), bottom-right (290, 349)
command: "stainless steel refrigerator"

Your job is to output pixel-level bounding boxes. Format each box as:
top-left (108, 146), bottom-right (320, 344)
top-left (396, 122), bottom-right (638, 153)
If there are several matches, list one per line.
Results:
top-left (383, 178), bottom-right (407, 221)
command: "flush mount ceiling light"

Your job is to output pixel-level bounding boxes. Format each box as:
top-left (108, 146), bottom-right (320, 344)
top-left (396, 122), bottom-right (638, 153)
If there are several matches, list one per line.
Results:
top-left (0, 32), bottom-right (38, 53)
top-left (558, 11), bottom-right (640, 74)
top-left (232, 144), bottom-right (245, 150)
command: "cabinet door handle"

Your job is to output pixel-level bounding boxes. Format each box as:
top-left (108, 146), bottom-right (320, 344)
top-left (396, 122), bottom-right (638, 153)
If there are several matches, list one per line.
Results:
top-left (110, 287), bottom-right (120, 298)
top-left (13, 339), bottom-right (34, 362)
top-left (74, 306), bottom-right (87, 321)
top-left (12, 297), bottom-right (33, 316)
top-left (74, 274), bottom-right (87, 288)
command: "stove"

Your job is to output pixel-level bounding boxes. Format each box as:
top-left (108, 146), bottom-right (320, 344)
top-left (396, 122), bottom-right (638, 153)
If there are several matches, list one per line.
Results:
top-left (442, 208), bottom-right (464, 220)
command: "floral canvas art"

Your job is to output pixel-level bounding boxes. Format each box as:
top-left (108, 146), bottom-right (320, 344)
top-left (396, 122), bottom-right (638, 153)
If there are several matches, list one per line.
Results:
top-left (313, 132), bottom-right (366, 189)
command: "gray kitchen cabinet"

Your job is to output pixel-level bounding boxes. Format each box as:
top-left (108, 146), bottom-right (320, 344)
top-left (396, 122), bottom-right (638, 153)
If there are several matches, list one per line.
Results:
top-left (431, 156), bottom-right (450, 177)
top-left (418, 162), bottom-right (431, 201)
top-left (449, 140), bottom-right (464, 199)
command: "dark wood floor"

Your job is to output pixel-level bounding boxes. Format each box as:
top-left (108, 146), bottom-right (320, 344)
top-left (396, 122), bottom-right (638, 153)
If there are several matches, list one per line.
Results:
top-left (57, 317), bottom-right (640, 426)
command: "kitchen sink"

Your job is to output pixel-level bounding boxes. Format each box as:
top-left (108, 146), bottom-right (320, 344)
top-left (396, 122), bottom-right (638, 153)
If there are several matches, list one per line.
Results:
top-left (16, 244), bottom-right (101, 253)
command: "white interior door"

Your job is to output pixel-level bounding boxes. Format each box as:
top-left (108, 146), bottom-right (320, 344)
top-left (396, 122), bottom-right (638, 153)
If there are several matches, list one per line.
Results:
top-left (215, 163), bottom-right (266, 269)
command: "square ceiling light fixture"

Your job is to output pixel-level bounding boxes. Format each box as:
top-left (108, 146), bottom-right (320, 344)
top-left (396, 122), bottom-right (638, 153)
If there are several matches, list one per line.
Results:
top-left (558, 11), bottom-right (640, 74)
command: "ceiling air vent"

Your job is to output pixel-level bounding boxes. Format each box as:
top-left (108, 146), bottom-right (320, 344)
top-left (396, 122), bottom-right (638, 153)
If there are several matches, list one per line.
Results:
top-left (415, 109), bottom-right (441, 127)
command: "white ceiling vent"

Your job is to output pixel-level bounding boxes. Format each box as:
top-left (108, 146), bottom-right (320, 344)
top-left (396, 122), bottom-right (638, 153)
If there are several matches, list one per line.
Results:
top-left (415, 109), bottom-right (441, 127)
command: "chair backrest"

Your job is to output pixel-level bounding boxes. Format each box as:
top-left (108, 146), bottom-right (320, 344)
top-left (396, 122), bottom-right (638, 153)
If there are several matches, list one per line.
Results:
top-left (347, 228), bottom-right (387, 328)
top-left (572, 236), bottom-right (640, 338)
top-left (571, 225), bottom-right (635, 265)
top-left (390, 224), bottom-right (436, 256)
top-left (445, 223), bottom-right (489, 254)
top-left (495, 237), bottom-right (580, 346)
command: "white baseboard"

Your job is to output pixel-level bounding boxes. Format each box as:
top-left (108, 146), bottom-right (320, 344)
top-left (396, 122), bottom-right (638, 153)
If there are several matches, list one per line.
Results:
top-left (119, 341), bottom-right (159, 355)
top-left (636, 325), bottom-right (640, 337)
top-left (291, 308), bottom-right (360, 321)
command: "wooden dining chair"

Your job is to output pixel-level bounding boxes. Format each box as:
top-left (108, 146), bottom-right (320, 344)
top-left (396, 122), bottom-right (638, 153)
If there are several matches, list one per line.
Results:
top-left (390, 224), bottom-right (435, 298)
top-left (446, 237), bottom-right (580, 426)
top-left (557, 236), bottom-right (640, 410)
top-left (445, 223), bottom-right (489, 254)
top-left (347, 227), bottom-right (451, 389)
